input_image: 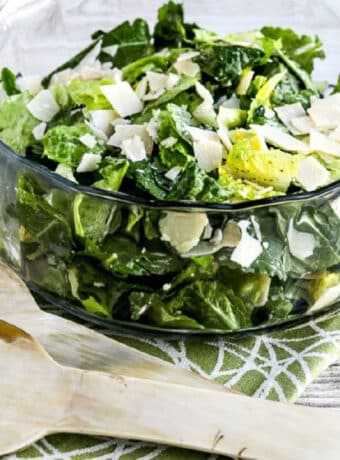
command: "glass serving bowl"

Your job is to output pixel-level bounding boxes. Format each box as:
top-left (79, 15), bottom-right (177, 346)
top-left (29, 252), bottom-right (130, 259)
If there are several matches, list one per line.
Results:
top-left (0, 0), bottom-right (340, 335)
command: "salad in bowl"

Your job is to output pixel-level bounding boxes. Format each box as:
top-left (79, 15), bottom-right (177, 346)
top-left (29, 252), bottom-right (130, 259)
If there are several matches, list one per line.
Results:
top-left (0, 1), bottom-right (340, 333)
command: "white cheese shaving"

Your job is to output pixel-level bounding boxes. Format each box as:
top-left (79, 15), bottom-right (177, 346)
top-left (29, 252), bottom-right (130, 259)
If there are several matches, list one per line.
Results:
top-left (76, 153), bottom-right (102, 173)
top-left (308, 94), bottom-right (340, 130)
top-left (146, 71), bottom-right (169, 92)
top-left (159, 211), bottom-right (208, 254)
top-left (85, 120), bottom-right (108, 142)
top-left (79, 133), bottom-right (97, 149)
top-left (203, 223), bottom-right (213, 240)
top-left (195, 82), bottom-right (214, 104)
top-left (164, 166), bottom-right (182, 181)
top-left (26, 90), bottom-right (59, 122)
top-left (236, 70), bottom-right (254, 95)
top-left (250, 215), bottom-right (262, 242)
top-left (275, 102), bottom-right (306, 135)
top-left (310, 284), bottom-right (340, 311)
top-left (146, 120), bottom-right (160, 141)
top-left (329, 126), bottom-right (340, 143)
top-left (100, 82), bottom-right (143, 117)
top-left (166, 73), bottom-right (180, 88)
top-left (254, 124), bottom-right (309, 152)
top-left (193, 82), bottom-right (216, 126)
top-left (187, 127), bottom-right (223, 172)
top-left (287, 220), bottom-right (315, 260)
top-left (295, 156), bottom-right (330, 191)
top-left (161, 136), bottom-right (178, 148)
top-left (17, 76), bottom-right (42, 94)
top-left (32, 122), bottom-right (46, 141)
top-left (135, 77), bottom-right (148, 99)
top-left (111, 118), bottom-right (131, 126)
top-left (309, 130), bottom-right (340, 157)
top-left (121, 135), bottom-right (147, 162)
top-left (330, 196), bottom-right (340, 218)
top-left (108, 124), bottom-right (153, 154)
top-left (230, 220), bottom-right (263, 268)
top-left (290, 115), bottom-right (316, 135)
top-left (174, 51), bottom-right (200, 77)
top-left (89, 109), bottom-right (116, 136)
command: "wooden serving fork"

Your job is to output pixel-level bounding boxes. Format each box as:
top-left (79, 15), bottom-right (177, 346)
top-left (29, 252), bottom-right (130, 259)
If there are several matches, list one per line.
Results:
top-left (1, 319), bottom-right (340, 459)
top-left (0, 261), bottom-right (222, 390)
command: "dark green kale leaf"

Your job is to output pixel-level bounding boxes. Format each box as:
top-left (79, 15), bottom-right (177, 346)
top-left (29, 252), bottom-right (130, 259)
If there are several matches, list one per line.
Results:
top-left (197, 43), bottom-right (264, 87)
top-left (153, 1), bottom-right (196, 50)
top-left (95, 19), bottom-right (153, 68)
top-left (122, 55), bottom-right (169, 84)
top-left (1, 67), bottom-right (20, 96)
top-left (129, 279), bottom-right (252, 330)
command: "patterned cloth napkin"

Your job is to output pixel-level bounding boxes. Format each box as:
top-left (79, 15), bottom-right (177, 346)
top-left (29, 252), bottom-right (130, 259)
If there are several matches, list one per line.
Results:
top-left (6, 308), bottom-right (340, 460)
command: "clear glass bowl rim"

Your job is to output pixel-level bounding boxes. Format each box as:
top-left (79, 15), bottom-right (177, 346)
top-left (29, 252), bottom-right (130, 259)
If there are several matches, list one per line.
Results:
top-left (2, 138), bottom-right (340, 212)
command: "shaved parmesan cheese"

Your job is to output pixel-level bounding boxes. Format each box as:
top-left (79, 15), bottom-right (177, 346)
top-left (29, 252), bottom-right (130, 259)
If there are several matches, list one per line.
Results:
top-left (330, 196), bottom-right (340, 218)
top-left (290, 115), bottom-right (316, 135)
top-left (32, 122), bottom-right (46, 140)
top-left (287, 220), bottom-right (315, 260)
top-left (100, 82), bottom-right (143, 117)
top-left (143, 89), bottom-right (165, 101)
top-left (76, 153), bottom-right (101, 173)
top-left (78, 40), bottom-right (102, 67)
top-left (329, 126), bottom-right (340, 143)
top-left (231, 220), bottom-right (263, 268)
top-left (309, 130), bottom-right (340, 157)
top-left (146, 120), bottom-right (159, 141)
top-left (308, 94), bottom-right (340, 129)
top-left (85, 120), bottom-right (108, 142)
top-left (195, 82), bottom-right (214, 104)
top-left (111, 118), bottom-right (131, 126)
top-left (216, 107), bottom-right (232, 151)
top-left (236, 69), bottom-right (254, 95)
top-left (165, 165), bottom-right (182, 181)
top-left (146, 71), bottom-right (169, 92)
top-left (135, 77), bottom-right (148, 99)
top-left (187, 127), bottom-right (223, 172)
top-left (161, 136), bottom-right (177, 148)
top-left (174, 51), bottom-right (200, 77)
top-left (250, 215), bottom-right (262, 242)
top-left (159, 211), bottom-right (208, 254)
top-left (108, 124), bottom-right (153, 154)
top-left (121, 135), bottom-right (146, 162)
top-left (193, 82), bottom-right (216, 126)
top-left (79, 133), bottom-right (97, 149)
top-left (17, 76), bottom-right (42, 94)
top-left (254, 125), bottom-right (309, 152)
top-left (295, 156), bottom-right (329, 191)
top-left (26, 90), bottom-right (59, 122)
top-left (310, 283), bottom-right (340, 311)
top-left (221, 221), bottom-right (241, 247)
top-left (275, 102), bottom-right (306, 134)
top-left (89, 110), bottom-right (116, 136)
top-left (166, 73), bottom-right (180, 88)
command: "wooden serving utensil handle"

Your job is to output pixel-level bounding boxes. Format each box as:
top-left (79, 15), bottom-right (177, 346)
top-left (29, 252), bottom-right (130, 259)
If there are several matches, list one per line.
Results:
top-left (59, 368), bottom-right (340, 460)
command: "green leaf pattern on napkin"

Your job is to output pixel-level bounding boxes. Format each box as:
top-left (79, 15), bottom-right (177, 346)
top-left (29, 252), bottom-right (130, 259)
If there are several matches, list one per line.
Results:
top-left (6, 308), bottom-right (340, 460)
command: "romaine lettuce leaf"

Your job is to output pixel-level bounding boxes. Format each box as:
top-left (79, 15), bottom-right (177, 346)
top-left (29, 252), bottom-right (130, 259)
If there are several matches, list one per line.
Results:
top-left (261, 26), bottom-right (325, 74)
top-left (0, 92), bottom-right (39, 153)
top-left (93, 157), bottom-right (129, 191)
top-left (67, 78), bottom-right (113, 110)
top-left (130, 280), bottom-right (252, 330)
top-left (42, 124), bottom-right (104, 168)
